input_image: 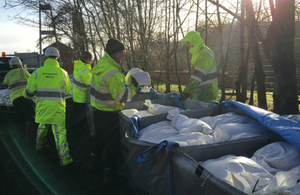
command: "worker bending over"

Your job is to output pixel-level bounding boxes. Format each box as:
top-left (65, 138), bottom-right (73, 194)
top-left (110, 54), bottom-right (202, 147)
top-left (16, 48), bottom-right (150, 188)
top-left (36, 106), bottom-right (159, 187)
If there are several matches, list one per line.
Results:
top-left (181, 31), bottom-right (218, 102)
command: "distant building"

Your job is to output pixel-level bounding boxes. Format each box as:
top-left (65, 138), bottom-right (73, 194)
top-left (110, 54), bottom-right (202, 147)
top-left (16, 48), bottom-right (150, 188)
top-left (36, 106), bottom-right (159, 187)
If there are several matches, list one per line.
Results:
top-left (43, 41), bottom-right (74, 74)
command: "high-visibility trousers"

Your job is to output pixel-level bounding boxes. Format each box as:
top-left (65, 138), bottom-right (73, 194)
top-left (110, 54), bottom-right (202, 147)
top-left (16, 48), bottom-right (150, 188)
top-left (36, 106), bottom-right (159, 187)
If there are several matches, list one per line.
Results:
top-left (36, 124), bottom-right (73, 166)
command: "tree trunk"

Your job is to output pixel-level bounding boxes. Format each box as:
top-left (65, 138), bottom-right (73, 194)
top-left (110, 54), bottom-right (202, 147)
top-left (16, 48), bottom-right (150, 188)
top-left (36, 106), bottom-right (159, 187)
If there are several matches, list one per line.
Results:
top-left (236, 1), bottom-right (246, 102)
top-left (245, 0), bottom-right (267, 109)
top-left (217, 0), bottom-right (225, 102)
top-left (265, 0), bottom-right (298, 114)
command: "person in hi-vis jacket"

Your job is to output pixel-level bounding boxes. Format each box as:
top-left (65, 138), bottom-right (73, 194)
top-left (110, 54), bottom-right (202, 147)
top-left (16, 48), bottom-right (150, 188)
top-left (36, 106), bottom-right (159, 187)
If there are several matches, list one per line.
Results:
top-left (180, 31), bottom-right (218, 102)
top-left (24, 47), bottom-right (73, 167)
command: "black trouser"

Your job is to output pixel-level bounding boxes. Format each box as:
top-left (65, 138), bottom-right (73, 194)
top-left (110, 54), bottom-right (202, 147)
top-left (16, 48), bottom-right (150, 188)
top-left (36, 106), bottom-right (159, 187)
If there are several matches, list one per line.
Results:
top-left (91, 109), bottom-right (120, 170)
top-left (69, 102), bottom-right (88, 134)
top-left (12, 97), bottom-right (36, 139)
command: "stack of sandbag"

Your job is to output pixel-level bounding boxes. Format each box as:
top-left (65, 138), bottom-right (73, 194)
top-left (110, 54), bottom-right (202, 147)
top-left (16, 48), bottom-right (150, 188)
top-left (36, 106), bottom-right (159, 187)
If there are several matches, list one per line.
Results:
top-left (200, 141), bottom-right (300, 195)
top-left (121, 100), bottom-right (182, 117)
top-left (0, 89), bottom-right (12, 105)
top-left (137, 111), bottom-right (271, 146)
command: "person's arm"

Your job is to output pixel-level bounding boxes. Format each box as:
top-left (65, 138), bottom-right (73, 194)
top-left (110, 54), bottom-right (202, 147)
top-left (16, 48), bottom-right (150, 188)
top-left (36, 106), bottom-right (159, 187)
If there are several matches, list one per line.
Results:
top-left (80, 68), bottom-right (92, 86)
top-left (2, 74), bottom-right (9, 89)
top-left (107, 70), bottom-right (136, 103)
top-left (23, 71), bottom-right (37, 99)
top-left (64, 71), bottom-right (72, 94)
top-left (183, 51), bottom-right (214, 95)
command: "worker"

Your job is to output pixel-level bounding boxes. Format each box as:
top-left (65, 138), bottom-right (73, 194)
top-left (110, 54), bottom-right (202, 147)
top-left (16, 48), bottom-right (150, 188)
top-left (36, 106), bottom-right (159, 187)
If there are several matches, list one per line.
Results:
top-left (68, 51), bottom-right (93, 160)
top-left (23, 47), bottom-right (73, 167)
top-left (3, 57), bottom-right (37, 143)
top-left (88, 38), bottom-right (138, 185)
top-left (180, 31), bottom-right (218, 102)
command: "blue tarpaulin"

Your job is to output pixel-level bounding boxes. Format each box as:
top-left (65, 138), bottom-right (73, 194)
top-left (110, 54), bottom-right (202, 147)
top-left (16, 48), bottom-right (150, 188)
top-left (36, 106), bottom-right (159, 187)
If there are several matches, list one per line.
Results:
top-left (228, 100), bottom-right (300, 149)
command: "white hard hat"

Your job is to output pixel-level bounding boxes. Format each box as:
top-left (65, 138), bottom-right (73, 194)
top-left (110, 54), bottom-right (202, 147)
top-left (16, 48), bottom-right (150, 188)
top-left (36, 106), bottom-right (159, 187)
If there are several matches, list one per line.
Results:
top-left (45, 47), bottom-right (60, 58)
top-left (9, 57), bottom-right (22, 68)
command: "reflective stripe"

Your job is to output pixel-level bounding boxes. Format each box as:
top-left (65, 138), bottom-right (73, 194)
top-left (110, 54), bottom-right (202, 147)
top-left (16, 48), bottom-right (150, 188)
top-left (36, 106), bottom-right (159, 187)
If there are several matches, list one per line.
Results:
top-left (191, 66), bottom-right (218, 86)
top-left (202, 49), bottom-right (214, 57)
top-left (34, 69), bottom-right (38, 77)
top-left (90, 85), bottom-right (119, 105)
top-left (36, 124), bottom-right (46, 150)
top-left (199, 77), bottom-right (218, 86)
top-left (53, 125), bottom-right (63, 165)
top-left (102, 70), bottom-right (119, 86)
top-left (116, 87), bottom-right (132, 102)
top-left (36, 88), bottom-right (65, 101)
top-left (73, 78), bottom-right (89, 90)
top-left (191, 67), bottom-right (207, 83)
top-left (79, 68), bottom-right (90, 76)
top-left (25, 86), bottom-right (36, 98)
top-left (9, 80), bottom-right (27, 91)
top-left (61, 72), bottom-right (67, 90)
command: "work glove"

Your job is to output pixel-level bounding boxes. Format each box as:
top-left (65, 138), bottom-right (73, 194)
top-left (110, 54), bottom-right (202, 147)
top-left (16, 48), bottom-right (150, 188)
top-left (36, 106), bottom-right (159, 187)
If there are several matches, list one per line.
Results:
top-left (180, 93), bottom-right (190, 101)
top-left (131, 77), bottom-right (139, 88)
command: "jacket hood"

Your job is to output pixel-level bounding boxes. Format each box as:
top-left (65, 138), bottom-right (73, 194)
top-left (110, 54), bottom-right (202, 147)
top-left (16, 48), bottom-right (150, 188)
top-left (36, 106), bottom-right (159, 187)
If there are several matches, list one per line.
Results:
top-left (74, 60), bottom-right (90, 71)
top-left (181, 31), bottom-right (204, 55)
top-left (91, 52), bottom-right (121, 74)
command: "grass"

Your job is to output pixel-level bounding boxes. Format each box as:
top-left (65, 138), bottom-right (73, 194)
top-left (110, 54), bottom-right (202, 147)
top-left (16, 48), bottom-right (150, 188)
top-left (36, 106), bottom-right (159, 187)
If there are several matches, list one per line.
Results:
top-left (151, 80), bottom-right (275, 111)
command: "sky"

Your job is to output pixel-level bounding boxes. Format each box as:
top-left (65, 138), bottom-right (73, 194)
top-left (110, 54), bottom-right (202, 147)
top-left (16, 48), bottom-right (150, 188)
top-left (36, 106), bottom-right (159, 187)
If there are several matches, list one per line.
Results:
top-left (0, 1), bottom-right (40, 55)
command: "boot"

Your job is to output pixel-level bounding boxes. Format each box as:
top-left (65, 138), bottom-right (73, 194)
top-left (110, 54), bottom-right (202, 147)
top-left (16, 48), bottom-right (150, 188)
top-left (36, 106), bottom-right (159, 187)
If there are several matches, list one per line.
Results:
top-left (103, 167), bottom-right (117, 186)
top-left (88, 153), bottom-right (103, 171)
top-left (25, 122), bottom-right (38, 144)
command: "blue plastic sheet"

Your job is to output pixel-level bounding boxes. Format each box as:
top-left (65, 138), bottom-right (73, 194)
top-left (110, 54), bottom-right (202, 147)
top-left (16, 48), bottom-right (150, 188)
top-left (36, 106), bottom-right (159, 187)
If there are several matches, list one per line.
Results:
top-left (228, 100), bottom-right (300, 149)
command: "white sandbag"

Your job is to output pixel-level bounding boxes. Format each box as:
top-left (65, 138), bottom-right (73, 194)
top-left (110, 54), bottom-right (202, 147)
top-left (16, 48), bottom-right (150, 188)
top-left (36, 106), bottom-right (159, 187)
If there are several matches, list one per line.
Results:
top-left (121, 109), bottom-right (154, 118)
top-left (170, 114), bottom-right (213, 135)
top-left (0, 89), bottom-right (12, 105)
top-left (156, 132), bottom-right (215, 147)
top-left (135, 110), bottom-right (155, 118)
top-left (251, 142), bottom-right (300, 172)
top-left (138, 121), bottom-right (178, 143)
top-left (213, 123), bottom-right (270, 142)
top-left (289, 182), bottom-right (300, 195)
top-left (200, 155), bottom-right (275, 194)
top-left (125, 68), bottom-right (151, 86)
top-left (200, 112), bottom-right (258, 129)
top-left (186, 134), bottom-right (216, 146)
top-left (260, 169), bottom-right (298, 195)
top-left (231, 132), bottom-right (267, 141)
top-left (145, 102), bottom-right (181, 115)
top-left (122, 109), bottom-right (139, 117)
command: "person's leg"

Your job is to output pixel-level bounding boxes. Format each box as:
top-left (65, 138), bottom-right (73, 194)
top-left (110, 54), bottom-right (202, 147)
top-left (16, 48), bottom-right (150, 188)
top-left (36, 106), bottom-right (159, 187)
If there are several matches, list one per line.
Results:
top-left (88, 109), bottom-right (106, 170)
top-left (12, 97), bottom-right (26, 142)
top-left (100, 111), bottom-right (120, 185)
top-left (19, 97), bottom-right (38, 143)
top-left (51, 124), bottom-right (73, 166)
top-left (36, 124), bottom-right (49, 151)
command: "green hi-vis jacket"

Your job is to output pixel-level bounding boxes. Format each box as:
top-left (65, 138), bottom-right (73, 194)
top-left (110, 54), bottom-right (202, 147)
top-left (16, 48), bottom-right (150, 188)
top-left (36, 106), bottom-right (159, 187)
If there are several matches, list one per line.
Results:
top-left (181, 31), bottom-right (218, 102)
top-left (23, 58), bottom-right (71, 125)
top-left (72, 60), bottom-right (92, 103)
top-left (4, 68), bottom-right (31, 102)
top-left (90, 52), bottom-right (136, 112)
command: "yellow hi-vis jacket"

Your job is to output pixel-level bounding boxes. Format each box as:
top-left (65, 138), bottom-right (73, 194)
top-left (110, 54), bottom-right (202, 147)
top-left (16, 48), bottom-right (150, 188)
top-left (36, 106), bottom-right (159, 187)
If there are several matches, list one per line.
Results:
top-left (181, 31), bottom-right (218, 102)
top-left (4, 68), bottom-right (31, 102)
top-left (90, 52), bottom-right (136, 112)
top-left (72, 60), bottom-right (92, 103)
top-left (23, 58), bottom-right (71, 125)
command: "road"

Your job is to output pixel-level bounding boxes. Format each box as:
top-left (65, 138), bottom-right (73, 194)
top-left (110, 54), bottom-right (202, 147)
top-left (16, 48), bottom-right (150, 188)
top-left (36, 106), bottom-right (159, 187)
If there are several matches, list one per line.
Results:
top-left (0, 111), bottom-right (134, 195)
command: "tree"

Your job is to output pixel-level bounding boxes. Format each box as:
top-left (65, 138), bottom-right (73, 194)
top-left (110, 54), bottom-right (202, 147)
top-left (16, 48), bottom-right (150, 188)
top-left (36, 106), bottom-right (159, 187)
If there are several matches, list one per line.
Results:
top-left (265, 0), bottom-right (298, 114)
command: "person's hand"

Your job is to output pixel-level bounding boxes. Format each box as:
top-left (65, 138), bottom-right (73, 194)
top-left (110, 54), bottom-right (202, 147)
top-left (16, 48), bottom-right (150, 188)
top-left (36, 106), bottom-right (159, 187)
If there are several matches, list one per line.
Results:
top-left (180, 93), bottom-right (190, 101)
top-left (131, 77), bottom-right (139, 88)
